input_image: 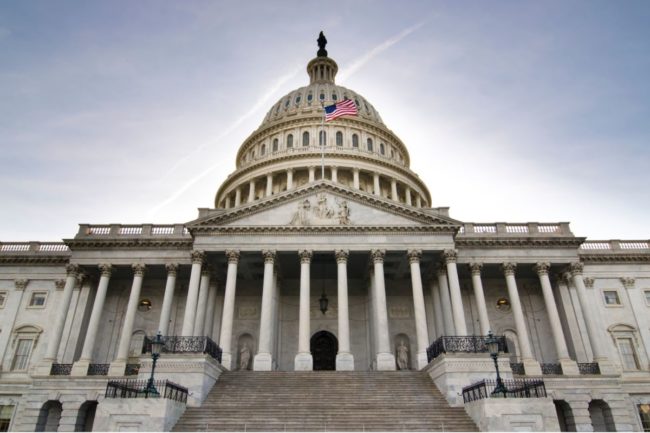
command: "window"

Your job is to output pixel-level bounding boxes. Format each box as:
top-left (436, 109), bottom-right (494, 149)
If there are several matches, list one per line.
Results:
top-left (319, 131), bottom-right (326, 146)
top-left (272, 138), bottom-right (278, 152)
top-left (367, 138), bottom-right (373, 152)
top-left (336, 131), bottom-right (343, 146)
top-left (380, 142), bottom-right (385, 155)
top-left (645, 290), bottom-right (650, 306)
top-left (302, 131), bottom-right (309, 147)
top-left (28, 292), bottom-right (47, 308)
top-left (0, 291), bottom-right (7, 308)
top-left (638, 404), bottom-right (650, 432)
top-left (295, 95), bottom-right (301, 105)
top-left (319, 93), bottom-right (325, 101)
top-left (260, 144), bottom-right (266, 156)
top-left (11, 339), bottom-right (33, 371)
top-left (618, 338), bottom-right (640, 370)
top-left (603, 290), bottom-right (621, 306)
top-left (352, 134), bottom-right (359, 148)
top-left (332, 93), bottom-right (337, 101)
top-left (307, 93), bottom-right (313, 103)
top-left (0, 405), bottom-right (14, 432)
top-left (286, 134), bottom-right (293, 148)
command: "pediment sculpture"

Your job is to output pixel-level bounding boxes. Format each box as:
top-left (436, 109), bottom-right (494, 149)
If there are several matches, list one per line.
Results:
top-left (289, 193), bottom-right (351, 226)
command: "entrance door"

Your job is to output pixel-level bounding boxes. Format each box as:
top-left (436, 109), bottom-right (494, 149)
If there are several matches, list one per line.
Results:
top-left (311, 331), bottom-right (338, 370)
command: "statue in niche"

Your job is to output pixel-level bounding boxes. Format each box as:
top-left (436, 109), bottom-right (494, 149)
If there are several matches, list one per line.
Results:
top-left (396, 340), bottom-right (409, 370)
top-left (239, 342), bottom-right (251, 370)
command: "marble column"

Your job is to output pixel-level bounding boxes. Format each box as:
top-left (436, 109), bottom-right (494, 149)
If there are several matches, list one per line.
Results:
top-left (429, 276), bottom-right (445, 338)
top-left (436, 267), bottom-right (455, 335)
top-left (158, 264), bottom-right (178, 336)
top-left (181, 251), bottom-right (204, 336)
top-left (219, 249), bottom-right (240, 369)
top-left (248, 179), bottom-right (256, 202)
top-left (308, 166), bottom-right (316, 183)
top-left (72, 264), bottom-right (112, 376)
top-left (335, 250), bottom-right (354, 370)
top-left (235, 187), bottom-right (241, 206)
top-left (469, 263), bottom-right (490, 336)
top-left (569, 262), bottom-right (614, 373)
top-left (502, 262), bottom-right (541, 375)
top-left (295, 249), bottom-right (313, 370)
top-left (109, 264), bottom-right (146, 375)
top-left (416, 195), bottom-right (422, 208)
top-left (331, 166), bottom-right (338, 183)
top-left (373, 173), bottom-right (380, 196)
top-left (254, 250), bottom-right (276, 371)
top-left (390, 179), bottom-right (398, 201)
top-left (225, 196), bottom-right (231, 209)
top-left (203, 278), bottom-right (218, 338)
top-left (353, 168), bottom-right (360, 189)
top-left (405, 186), bottom-right (412, 205)
top-left (371, 249), bottom-right (397, 370)
top-left (443, 250), bottom-right (467, 335)
top-left (534, 262), bottom-right (579, 375)
top-left (408, 249), bottom-right (430, 369)
top-left (287, 169), bottom-right (294, 190)
top-left (193, 267), bottom-right (211, 336)
top-left (44, 264), bottom-right (79, 362)
top-left (266, 173), bottom-right (273, 197)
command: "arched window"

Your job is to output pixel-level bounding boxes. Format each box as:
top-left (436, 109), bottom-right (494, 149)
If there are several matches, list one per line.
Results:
top-left (352, 134), bottom-right (359, 148)
top-left (307, 93), bottom-right (313, 104)
top-left (295, 95), bottom-right (301, 105)
top-left (302, 131), bottom-right (310, 147)
top-left (319, 131), bottom-right (326, 146)
top-left (272, 138), bottom-right (279, 152)
top-left (336, 131), bottom-right (343, 146)
top-left (367, 138), bottom-right (373, 152)
top-left (380, 143), bottom-right (385, 155)
top-left (332, 93), bottom-right (338, 101)
top-left (319, 93), bottom-right (325, 101)
top-left (287, 134), bottom-right (293, 148)
top-left (260, 144), bottom-right (266, 156)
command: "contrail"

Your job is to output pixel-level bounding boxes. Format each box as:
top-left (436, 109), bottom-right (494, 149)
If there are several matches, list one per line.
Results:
top-left (338, 21), bottom-right (426, 83)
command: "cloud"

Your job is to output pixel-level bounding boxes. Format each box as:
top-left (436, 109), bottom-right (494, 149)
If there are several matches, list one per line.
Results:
top-left (338, 21), bottom-right (427, 83)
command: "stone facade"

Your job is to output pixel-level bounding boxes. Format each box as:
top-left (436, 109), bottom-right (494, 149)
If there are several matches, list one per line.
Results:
top-left (0, 35), bottom-right (649, 432)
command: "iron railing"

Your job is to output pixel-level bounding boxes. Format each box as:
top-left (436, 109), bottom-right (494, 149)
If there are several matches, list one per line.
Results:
top-left (509, 362), bottom-right (525, 375)
top-left (105, 379), bottom-right (188, 403)
top-left (578, 362), bottom-right (601, 375)
top-left (50, 363), bottom-right (73, 375)
top-left (541, 363), bottom-right (563, 375)
top-left (125, 363), bottom-right (140, 376)
top-left (426, 335), bottom-right (508, 361)
top-left (143, 336), bottom-right (223, 363)
top-left (87, 363), bottom-right (109, 376)
top-left (462, 378), bottom-right (547, 403)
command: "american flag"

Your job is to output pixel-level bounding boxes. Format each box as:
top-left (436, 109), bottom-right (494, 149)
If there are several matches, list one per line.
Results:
top-left (324, 98), bottom-right (358, 122)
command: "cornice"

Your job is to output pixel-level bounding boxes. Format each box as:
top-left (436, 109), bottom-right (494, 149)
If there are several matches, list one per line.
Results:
top-left (63, 238), bottom-right (193, 250)
top-left (579, 253), bottom-right (650, 264)
top-left (192, 225), bottom-right (455, 235)
top-left (0, 255), bottom-right (70, 265)
top-left (455, 237), bottom-right (586, 248)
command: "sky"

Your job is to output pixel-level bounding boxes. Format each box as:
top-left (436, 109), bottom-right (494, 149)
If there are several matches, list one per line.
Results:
top-left (1, 0), bottom-right (649, 242)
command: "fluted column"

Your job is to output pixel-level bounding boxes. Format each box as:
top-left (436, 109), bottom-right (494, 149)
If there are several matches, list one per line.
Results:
top-left (308, 166), bottom-right (316, 183)
top-left (295, 250), bottom-right (313, 370)
top-left (373, 173), bottom-right (380, 196)
top-left (335, 250), bottom-right (354, 370)
top-left (429, 275), bottom-right (445, 338)
top-left (405, 186), bottom-right (412, 205)
top-left (235, 187), bottom-right (241, 206)
top-left (203, 277), bottom-right (218, 338)
top-left (443, 250), bottom-right (467, 335)
top-left (266, 173), bottom-right (273, 197)
top-left (181, 251), bottom-right (204, 336)
top-left (158, 263), bottom-right (178, 336)
top-left (112, 264), bottom-right (146, 370)
top-left (287, 168), bottom-right (294, 190)
top-left (371, 249), bottom-right (396, 370)
top-left (436, 267), bottom-right (455, 335)
top-left (44, 264), bottom-right (79, 362)
top-left (502, 262), bottom-right (541, 375)
top-left (254, 250), bottom-right (276, 371)
top-left (408, 250), bottom-right (429, 369)
top-left (72, 264), bottom-right (112, 375)
top-left (331, 166), bottom-right (338, 183)
top-left (353, 168), bottom-right (360, 189)
top-left (535, 262), bottom-right (579, 375)
top-left (469, 263), bottom-right (490, 336)
top-left (219, 249), bottom-right (240, 369)
top-left (248, 179), bottom-right (256, 202)
top-left (416, 195), bottom-right (422, 208)
top-left (193, 267), bottom-right (212, 336)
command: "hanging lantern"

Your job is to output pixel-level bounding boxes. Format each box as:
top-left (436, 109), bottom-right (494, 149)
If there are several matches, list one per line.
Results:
top-left (319, 291), bottom-right (329, 314)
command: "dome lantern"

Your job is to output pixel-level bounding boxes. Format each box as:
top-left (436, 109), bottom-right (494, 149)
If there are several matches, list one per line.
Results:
top-left (307, 32), bottom-right (338, 85)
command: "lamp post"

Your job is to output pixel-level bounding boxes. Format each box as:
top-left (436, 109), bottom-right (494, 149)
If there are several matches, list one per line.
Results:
top-left (486, 330), bottom-right (507, 397)
top-left (145, 331), bottom-right (164, 396)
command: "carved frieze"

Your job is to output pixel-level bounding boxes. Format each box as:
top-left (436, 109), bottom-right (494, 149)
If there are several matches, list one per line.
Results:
top-left (238, 306), bottom-right (259, 319)
top-left (290, 193), bottom-right (351, 226)
top-left (389, 305), bottom-right (410, 319)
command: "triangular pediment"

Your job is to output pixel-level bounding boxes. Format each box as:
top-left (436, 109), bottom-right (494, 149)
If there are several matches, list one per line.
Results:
top-left (187, 181), bottom-right (461, 233)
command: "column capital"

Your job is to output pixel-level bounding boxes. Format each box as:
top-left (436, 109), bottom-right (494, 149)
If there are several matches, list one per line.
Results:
top-left (55, 279), bottom-right (66, 290)
top-left (298, 249), bottom-right (313, 264)
top-left (201, 265), bottom-right (214, 277)
top-left (620, 277), bottom-right (635, 289)
top-left (443, 249), bottom-right (457, 264)
top-left (65, 263), bottom-right (80, 277)
top-left (583, 277), bottom-right (595, 288)
top-left (407, 249), bottom-right (422, 264)
top-left (225, 249), bottom-right (240, 264)
top-left (132, 263), bottom-right (146, 277)
top-left (262, 249), bottom-right (277, 264)
top-left (436, 265), bottom-right (447, 277)
top-left (371, 249), bottom-right (386, 264)
top-left (98, 263), bottom-right (113, 277)
top-left (502, 262), bottom-right (517, 276)
top-left (75, 272), bottom-right (87, 288)
top-left (469, 262), bottom-right (483, 275)
top-left (569, 261), bottom-right (584, 276)
top-left (14, 279), bottom-right (28, 290)
top-left (353, 167), bottom-right (360, 173)
top-left (335, 249), bottom-right (349, 264)
top-left (534, 262), bottom-right (551, 275)
top-left (165, 263), bottom-right (179, 276)
top-left (286, 167), bottom-right (294, 173)
top-left (190, 250), bottom-right (205, 264)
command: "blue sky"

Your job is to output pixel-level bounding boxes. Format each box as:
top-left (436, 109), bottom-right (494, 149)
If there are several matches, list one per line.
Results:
top-left (1, 1), bottom-right (648, 241)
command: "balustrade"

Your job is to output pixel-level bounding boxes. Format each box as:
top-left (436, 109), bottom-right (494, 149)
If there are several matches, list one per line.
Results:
top-left (426, 335), bottom-right (508, 362)
top-left (143, 336), bottom-right (223, 363)
top-left (462, 379), bottom-right (547, 403)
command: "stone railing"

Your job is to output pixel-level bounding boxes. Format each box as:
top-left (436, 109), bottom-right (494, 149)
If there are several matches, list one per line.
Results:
top-left (457, 222), bottom-right (573, 237)
top-left (462, 378), bottom-right (547, 403)
top-left (541, 363), bottom-right (563, 375)
top-left (0, 242), bottom-right (70, 254)
top-left (579, 240), bottom-right (650, 251)
top-left (577, 362), bottom-right (601, 375)
top-left (50, 363), bottom-right (73, 375)
top-left (426, 335), bottom-right (508, 362)
top-left (76, 224), bottom-right (190, 239)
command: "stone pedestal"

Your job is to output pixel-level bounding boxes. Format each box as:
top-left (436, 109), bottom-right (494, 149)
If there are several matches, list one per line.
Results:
top-left (464, 397), bottom-right (560, 432)
top-left (107, 361), bottom-right (126, 377)
top-left (376, 353), bottom-right (397, 371)
top-left (335, 352), bottom-right (354, 371)
top-left (294, 353), bottom-right (313, 371)
top-left (33, 361), bottom-right (53, 376)
top-left (595, 358), bottom-right (618, 375)
top-left (70, 360), bottom-right (90, 377)
top-left (523, 359), bottom-right (542, 376)
top-left (253, 353), bottom-right (273, 371)
top-left (560, 359), bottom-right (580, 376)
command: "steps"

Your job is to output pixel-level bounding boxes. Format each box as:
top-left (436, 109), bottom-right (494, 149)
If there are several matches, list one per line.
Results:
top-left (172, 371), bottom-right (477, 432)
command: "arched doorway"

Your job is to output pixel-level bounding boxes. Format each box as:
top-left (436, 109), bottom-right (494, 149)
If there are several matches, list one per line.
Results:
top-left (35, 400), bottom-right (62, 432)
top-left (589, 399), bottom-right (616, 432)
top-left (74, 401), bottom-right (98, 432)
top-left (311, 331), bottom-right (338, 370)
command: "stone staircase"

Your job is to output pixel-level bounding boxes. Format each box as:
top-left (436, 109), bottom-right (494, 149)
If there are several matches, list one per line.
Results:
top-left (172, 371), bottom-right (478, 431)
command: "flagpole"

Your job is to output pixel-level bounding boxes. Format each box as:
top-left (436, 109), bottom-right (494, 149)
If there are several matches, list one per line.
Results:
top-left (320, 102), bottom-right (325, 180)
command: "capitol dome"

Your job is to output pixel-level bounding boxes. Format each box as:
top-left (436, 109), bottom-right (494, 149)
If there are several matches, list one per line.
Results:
top-left (215, 33), bottom-right (431, 210)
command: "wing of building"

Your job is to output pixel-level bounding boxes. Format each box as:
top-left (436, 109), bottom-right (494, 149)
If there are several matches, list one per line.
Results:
top-left (1, 34), bottom-right (649, 432)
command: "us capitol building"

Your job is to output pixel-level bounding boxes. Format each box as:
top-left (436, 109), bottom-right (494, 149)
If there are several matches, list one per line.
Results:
top-left (1, 34), bottom-right (649, 432)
